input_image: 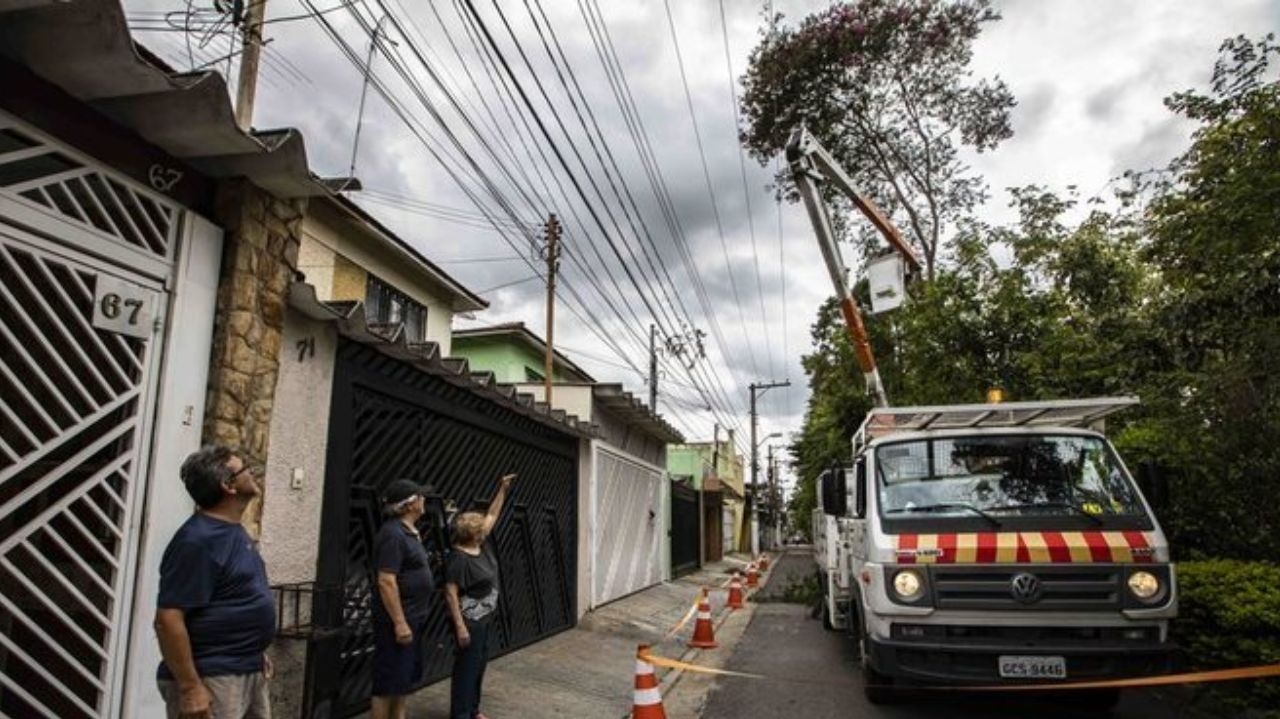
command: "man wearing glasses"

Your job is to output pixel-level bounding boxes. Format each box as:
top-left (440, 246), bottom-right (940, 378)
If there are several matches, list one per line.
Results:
top-left (154, 445), bottom-right (276, 719)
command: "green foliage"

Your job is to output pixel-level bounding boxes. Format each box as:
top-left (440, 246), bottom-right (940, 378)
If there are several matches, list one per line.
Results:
top-left (1174, 561), bottom-right (1280, 717)
top-left (787, 34), bottom-right (1280, 563)
top-left (1121, 34), bottom-right (1280, 561)
top-left (740, 0), bottom-right (1013, 277)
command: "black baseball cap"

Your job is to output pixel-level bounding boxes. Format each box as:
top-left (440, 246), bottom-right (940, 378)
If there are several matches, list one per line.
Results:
top-left (383, 479), bottom-right (432, 506)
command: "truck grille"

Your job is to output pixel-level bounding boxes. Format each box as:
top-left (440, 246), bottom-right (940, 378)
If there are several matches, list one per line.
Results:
top-left (930, 565), bottom-right (1122, 610)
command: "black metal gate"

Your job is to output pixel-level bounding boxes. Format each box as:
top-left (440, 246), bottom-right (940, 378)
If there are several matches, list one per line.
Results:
top-left (305, 342), bottom-right (579, 718)
top-left (670, 480), bottom-right (700, 577)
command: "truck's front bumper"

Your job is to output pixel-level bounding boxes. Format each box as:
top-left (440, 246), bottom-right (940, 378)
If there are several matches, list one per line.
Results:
top-left (868, 634), bottom-right (1177, 685)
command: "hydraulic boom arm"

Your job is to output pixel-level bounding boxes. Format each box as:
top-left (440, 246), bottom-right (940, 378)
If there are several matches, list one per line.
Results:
top-left (785, 126), bottom-right (922, 408)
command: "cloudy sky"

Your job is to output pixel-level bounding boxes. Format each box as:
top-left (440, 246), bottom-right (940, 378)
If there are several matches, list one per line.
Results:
top-left (125, 0), bottom-right (1275, 488)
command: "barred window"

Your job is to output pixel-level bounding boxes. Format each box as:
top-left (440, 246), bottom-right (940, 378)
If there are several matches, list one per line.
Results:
top-left (366, 274), bottom-right (427, 342)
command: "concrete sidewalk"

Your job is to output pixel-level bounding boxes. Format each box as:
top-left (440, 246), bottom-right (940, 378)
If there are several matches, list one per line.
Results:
top-left (372, 552), bottom-right (778, 718)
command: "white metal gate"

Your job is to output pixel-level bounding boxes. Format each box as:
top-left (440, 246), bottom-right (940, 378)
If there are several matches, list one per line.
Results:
top-left (591, 444), bottom-right (664, 607)
top-left (0, 115), bottom-right (175, 718)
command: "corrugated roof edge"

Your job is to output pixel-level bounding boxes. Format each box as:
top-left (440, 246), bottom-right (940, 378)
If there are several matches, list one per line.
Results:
top-left (288, 282), bottom-right (596, 439)
top-left (592, 383), bottom-right (685, 445)
top-left (0, 0), bottom-right (329, 199)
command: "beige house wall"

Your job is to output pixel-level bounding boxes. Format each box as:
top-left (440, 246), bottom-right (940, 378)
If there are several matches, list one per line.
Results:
top-left (259, 310), bottom-right (338, 584)
top-left (515, 383), bottom-right (594, 423)
top-left (299, 202), bottom-right (457, 354)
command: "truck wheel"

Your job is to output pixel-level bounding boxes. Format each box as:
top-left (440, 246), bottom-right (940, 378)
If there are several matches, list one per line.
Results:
top-left (850, 601), bottom-right (898, 705)
top-left (863, 665), bottom-right (897, 705)
top-left (1076, 689), bottom-right (1121, 712)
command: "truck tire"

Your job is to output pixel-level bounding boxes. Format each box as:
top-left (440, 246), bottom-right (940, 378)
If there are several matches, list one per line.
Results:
top-left (1076, 689), bottom-right (1121, 712)
top-left (819, 572), bottom-right (835, 630)
top-left (863, 664), bottom-right (897, 705)
top-left (848, 598), bottom-right (898, 704)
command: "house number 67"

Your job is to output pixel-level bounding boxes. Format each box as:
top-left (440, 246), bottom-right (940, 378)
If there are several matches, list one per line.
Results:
top-left (99, 292), bottom-right (144, 325)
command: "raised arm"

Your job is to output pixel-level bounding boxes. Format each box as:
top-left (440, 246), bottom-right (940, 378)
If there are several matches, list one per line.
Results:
top-left (481, 474), bottom-right (515, 536)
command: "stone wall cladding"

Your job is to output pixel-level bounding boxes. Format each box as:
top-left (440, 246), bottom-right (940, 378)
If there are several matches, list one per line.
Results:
top-left (203, 178), bottom-right (307, 537)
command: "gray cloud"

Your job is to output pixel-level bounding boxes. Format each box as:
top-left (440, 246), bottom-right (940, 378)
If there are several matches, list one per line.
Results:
top-left (121, 0), bottom-right (1274, 444)
top-left (1085, 81), bottom-right (1125, 122)
top-left (1013, 83), bottom-right (1057, 137)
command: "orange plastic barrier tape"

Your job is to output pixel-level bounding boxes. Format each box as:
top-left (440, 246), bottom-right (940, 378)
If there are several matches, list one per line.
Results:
top-left (661, 599), bottom-right (701, 642)
top-left (639, 648), bottom-right (764, 680)
top-left (643, 644), bottom-right (1280, 692)
top-left (949, 663), bottom-right (1280, 692)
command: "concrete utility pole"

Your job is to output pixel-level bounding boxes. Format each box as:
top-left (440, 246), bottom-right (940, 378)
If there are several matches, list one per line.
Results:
top-left (542, 214), bottom-right (561, 404)
top-left (749, 380), bottom-right (789, 554)
top-left (771, 451), bottom-right (782, 547)
top-left (766, 444), bottom-right (775, 548)
top-left (649, 324), bottom-right (658, 412)
top-left (234, 0), bottom-right (268, 131)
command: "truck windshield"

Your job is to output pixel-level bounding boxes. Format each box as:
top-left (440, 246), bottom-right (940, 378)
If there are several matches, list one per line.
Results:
top-left (875, 435), bottom-right (1145, 521)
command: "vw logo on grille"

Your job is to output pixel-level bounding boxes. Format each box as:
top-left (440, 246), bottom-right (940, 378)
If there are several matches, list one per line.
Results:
top-left (1010, 572), bottom-right (1043, 604)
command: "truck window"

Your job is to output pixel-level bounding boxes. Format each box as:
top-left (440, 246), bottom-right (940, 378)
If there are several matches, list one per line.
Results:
top-left (876, 435), bottom-right (1144, 522)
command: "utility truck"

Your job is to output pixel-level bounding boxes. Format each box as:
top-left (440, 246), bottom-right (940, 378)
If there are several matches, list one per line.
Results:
top-left (787, 128), bottom-right (1176, 704)
top-left (813, 398), bottom-right (1177, 704)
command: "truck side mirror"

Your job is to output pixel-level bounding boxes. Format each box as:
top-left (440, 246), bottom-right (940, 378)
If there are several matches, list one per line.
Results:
top-left (854, 461), bottom-right (867, 519)
top-left (821, 467), bottom-right (848, 516)
top-left (1136, 461), bottom-right (1169, 513)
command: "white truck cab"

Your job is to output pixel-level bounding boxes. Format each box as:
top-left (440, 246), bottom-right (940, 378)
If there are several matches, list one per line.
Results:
top-left (814, 397), bottom-right (1177, 705)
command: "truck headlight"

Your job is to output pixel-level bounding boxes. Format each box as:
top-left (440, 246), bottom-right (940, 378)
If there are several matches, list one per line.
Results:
top-left (1127, 571), bottom-right (1161, 601)
top-left (892, 569), bottom-right (924, 601)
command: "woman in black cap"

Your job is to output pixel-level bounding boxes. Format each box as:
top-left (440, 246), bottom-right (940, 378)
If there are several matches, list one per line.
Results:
top-left (370, 479), bottom-right (435, 719)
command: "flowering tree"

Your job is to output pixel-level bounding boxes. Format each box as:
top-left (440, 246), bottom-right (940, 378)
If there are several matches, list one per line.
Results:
top-left (740, 0), bottom-right (1014, 278)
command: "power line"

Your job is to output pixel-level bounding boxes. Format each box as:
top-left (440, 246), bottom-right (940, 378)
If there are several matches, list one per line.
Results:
top-left (660, 0), bottom-right (760, 381)
top-left (456, 0), bottom-right (746, 435)
top-left (718, 0), bottom-right (776, 391)
top-left (577, 0), bottom-right (747, 427)
top-left (303, 0), bottom-right (746, 446)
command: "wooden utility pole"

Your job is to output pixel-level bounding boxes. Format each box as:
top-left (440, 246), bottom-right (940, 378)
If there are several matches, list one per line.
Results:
top-left (649, 324), bottom-right (658, 412)
top-left (711, 422), bottom-right (720, 477)
top-left (542, 214), bottom-right (561, 404)
top-left (235, 0), bottom-right (269, 131)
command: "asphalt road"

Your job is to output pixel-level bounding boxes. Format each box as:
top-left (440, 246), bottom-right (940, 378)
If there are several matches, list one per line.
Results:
top-left (701, 549), bottom-right (1211, 719)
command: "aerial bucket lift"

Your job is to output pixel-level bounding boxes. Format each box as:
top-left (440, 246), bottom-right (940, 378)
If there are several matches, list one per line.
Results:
top-left (785, 126), bottom-right (923, 407)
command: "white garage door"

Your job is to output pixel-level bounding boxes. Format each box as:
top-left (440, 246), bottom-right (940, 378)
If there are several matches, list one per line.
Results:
top-left (591, 444), bottom-right (664, 607)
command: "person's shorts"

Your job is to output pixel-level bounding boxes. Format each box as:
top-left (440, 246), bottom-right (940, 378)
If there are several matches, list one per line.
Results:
top-left (158, 672), bottom-right (270, 719)
top-left (372, 615), bottom-right (431, 697)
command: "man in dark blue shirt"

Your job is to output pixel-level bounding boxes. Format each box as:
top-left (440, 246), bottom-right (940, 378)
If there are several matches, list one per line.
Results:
top-left (154, 445), bottom-right (276, 719)
top-left (371, 479), bottom-right (436, 719)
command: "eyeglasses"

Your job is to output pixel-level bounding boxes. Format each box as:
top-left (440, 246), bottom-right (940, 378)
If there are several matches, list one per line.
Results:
top-left (228, 464), bottom-right (261, 483)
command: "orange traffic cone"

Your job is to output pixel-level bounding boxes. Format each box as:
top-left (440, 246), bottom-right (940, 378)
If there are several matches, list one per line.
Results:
top-left (758, 554), bottom-right (770, 571)
top-left (687, 588), bottom-right (719, 649)
top-left (632, 645), bottom-right (667, 719)
top-left (726, 573), bottom-right (745, 610)
top-left (745, 562), bottom-right (759, 588)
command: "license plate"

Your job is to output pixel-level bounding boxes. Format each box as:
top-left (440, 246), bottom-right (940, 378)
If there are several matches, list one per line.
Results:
top-left (998, 655), bottom-right (1067, 680)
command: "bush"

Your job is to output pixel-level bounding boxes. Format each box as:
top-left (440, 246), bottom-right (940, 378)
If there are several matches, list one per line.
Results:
top-left (1174, 561), bottom-right (1280, 718)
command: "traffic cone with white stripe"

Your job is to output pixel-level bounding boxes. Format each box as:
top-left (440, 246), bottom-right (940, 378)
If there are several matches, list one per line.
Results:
top-left (726, 573), bottom-right (745, 610)
top-left (745, 562), bottom-right (759, 588)
top-left (687, 588), bottom-right (719, 649)
top-left (758, 554), bottom-right (770, 571)
top-left (632, 645), bottom-right (667, 719)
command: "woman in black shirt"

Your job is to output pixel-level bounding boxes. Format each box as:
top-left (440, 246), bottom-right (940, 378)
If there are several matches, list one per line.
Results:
top-left (445, 473), bottom-right (514, 719)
